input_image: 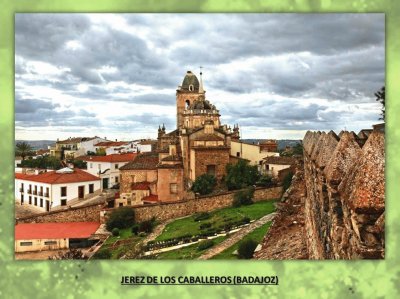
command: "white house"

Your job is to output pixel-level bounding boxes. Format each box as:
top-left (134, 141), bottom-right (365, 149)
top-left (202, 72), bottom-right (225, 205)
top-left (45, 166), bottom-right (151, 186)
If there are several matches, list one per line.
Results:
top-left (94, 140), bottom-right (153, 155)
top-left (82, 153), bottom-right (137, 189)
top-left (15, 167), bottom-right (101, 212)
top-left (262, 156), bottom-right (295, 177)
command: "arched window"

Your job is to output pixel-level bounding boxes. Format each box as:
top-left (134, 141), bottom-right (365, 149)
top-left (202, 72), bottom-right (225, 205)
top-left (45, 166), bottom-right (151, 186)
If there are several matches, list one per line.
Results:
top-left (189, 84), bottom-right (194, 91)
top-left (185, 100), bottom-right (190, 109)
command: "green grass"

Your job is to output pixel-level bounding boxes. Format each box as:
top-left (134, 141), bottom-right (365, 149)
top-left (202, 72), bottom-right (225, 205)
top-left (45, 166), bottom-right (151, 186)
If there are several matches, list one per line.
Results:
top-left (103, 227), bottom-right (133, 245)
top-left (155, 200), bottom-right (277, 241)
top-left (152, 236), bottom-right (227, 259)
top-left (211, 221), bottom-right (272, 260)
top-left (96, 227), bottom-right (143, 259)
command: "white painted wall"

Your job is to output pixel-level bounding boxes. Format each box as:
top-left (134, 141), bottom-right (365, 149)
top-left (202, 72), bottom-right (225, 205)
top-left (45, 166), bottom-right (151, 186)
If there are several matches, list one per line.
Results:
top-left (15, 177), bottom-right (101, 211)
top-left (81, 137), bottom-right (109, 154)
top-left (86, 160), bottom-right (130, 188)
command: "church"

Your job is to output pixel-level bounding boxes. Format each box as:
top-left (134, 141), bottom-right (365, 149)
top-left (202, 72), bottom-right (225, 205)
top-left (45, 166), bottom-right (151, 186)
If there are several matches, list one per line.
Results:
top-left (117, 70), bottom-right (240, 206)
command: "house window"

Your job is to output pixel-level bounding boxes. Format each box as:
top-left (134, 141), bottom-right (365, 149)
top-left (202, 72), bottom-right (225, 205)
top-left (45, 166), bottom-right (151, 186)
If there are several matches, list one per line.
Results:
top-left (115, 164), bottom-right (119, 169)
top-left (61, 199), bottom-right (67, 206)
top-left (89, 184), bottom-right (94, 194)
top-left (189, 84), bottom-right (194, 91)
top-left (170, 183), bottom-right (178, 194)
top-left (29, 196), bottom-right (32, 204)
top-left (44, 241), bottom-right (57, 245)
top-left (40, 198), bottom-right (43, 207)
top-left (259, 160), bottom-right (263, 165)
top-left (61, 187), bottom-right (67, 197)
top-left (45, 187), bottom-right (49, 197)
top-left (206, 165), bottom-right (216, 176)
top-left (115, 176), bottom-right (119, 183)
top-left (119, 203), bottom-right (123, 207)
top-left (20, 183), bottom-right (24, 192)
top-left (34, 197), bottom-right (37, 206)
top-left (20, 242), bottom-right (32, 246)
top-left (90, 163), bottom-right (93, 168)
top-left (236, 152), bottom-right (240, 157)
top-left (21, 194), bottom-right (24, 204)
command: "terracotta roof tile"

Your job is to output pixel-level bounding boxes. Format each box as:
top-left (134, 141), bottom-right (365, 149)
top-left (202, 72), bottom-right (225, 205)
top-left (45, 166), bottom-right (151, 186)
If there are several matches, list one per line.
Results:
top-left (94, 141), bottom-right (129, 147)
top-left (81, 153), bottom-right (137, 163)
top-left (15, 168), bottom-right (100, 184)
top-left (142, 195), bottom-right (159, 202)
top-left (15, 222), bottom-right (100, 240)
top-left (120, 152), bottom-right (159, 170)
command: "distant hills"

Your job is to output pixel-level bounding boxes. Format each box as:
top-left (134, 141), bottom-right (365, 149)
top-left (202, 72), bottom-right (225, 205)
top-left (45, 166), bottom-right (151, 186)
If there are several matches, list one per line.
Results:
top-left (15, 139), bottom-right (302, 151)
top-left (241, 139), bottom-right (302, 151)
top-left (15, 140), bottom-right (55, 150)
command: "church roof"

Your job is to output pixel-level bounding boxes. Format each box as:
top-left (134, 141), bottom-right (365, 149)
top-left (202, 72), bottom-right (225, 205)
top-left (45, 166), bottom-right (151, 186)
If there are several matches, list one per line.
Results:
top-left (180, 71), bottom-right (199, 92)
top-left (119, 152), bottom-right (159, 170)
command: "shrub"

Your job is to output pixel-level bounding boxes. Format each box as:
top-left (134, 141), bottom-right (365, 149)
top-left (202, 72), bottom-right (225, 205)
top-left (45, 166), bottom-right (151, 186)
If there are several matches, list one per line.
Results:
top-left (283, 172), bottom-right (294, 192)
top-left (241, 217), bottom-right (251, 224)
top-left (197, 240), bottom-right (214, 251)
top-left (232, 186), bottom-right (255, 207)
top-left (92, 248), bottom-right (112, 259)
top-left (194, 212), bottom-right (211, 222)
top-left (106, 207), bottom-right (135, 231)
top-left (256, 175), bottom-right (273, 187)
top-left (199, 222), bottom-right (212, 230)
top-left (225, 160), bottom-right (260, 190)
top-left (191, 174), bottom-right (217, 195)
top-left (139, 218), bottom-right (156, 233)
top-left (131, 224), bottom-right (139, 235)
top-left (237, 239), bottom-right (258, 259)
top-left (112, 228), bottom-right (120, 236)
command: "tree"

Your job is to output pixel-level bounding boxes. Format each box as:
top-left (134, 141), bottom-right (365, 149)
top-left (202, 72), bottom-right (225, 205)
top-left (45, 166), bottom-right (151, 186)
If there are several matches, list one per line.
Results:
top-left (191, 174), bottom-right (217, 195)
top-left (232, 186), bottom-right (255, 207)
top-left (375, 86), bottom-right (385, 121)
top-left (15, 141), bottom-right (33, 160)
top-left (224, 160), bottom-right (260, 190)
top-left (106, 206), bottom-right (135, 231)
top-left (20, 156), bottom-right (62, 170)
top-left (237, 239), bottom-right (258, 259)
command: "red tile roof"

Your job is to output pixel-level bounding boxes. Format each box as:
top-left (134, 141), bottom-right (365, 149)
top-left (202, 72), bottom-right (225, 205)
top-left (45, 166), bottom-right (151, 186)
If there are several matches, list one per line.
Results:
top-left (14, 168), bottom-right (100, 184)
top-left (131, 182), bottom-right (151, 190)
top-left (142, 195), bottom-right (159, 202)
top-left (120, 152), bottom-right (159, 170)
top-left (15, 222), bottom-right (100, 240)
top-left (95, 141), bottom-right (128, 147)
top-left (81, 153), bottom-right (137, 163)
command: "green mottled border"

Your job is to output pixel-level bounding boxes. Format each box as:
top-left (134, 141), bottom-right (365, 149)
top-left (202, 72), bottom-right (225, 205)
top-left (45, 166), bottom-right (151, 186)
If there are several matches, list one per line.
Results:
top-left (1, 1), bottom-right (399, 298)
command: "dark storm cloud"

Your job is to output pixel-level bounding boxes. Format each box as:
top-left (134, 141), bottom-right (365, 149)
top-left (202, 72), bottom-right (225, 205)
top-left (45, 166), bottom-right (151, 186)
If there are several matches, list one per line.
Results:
top-left (15, 13), bottom-right (384, 137)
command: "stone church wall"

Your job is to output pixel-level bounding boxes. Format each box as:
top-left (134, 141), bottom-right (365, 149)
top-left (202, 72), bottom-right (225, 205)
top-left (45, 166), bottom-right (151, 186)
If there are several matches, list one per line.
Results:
top-left (303, 128), bottom-right (384, 259)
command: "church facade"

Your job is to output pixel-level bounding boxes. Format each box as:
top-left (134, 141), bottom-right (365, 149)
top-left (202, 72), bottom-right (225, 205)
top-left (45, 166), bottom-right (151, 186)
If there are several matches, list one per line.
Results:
top-left (118, 71), bottom-right (240, 206)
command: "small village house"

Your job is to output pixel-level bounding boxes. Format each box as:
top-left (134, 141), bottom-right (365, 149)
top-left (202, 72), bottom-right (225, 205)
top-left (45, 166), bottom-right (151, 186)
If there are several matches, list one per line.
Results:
top-left (15, 167), bottom-right (101, 211)
top-left (15, 222), bottom-right (100, 253)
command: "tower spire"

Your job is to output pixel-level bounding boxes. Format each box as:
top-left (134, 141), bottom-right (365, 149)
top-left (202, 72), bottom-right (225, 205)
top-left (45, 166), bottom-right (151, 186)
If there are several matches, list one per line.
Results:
top-left (199, 66), bottom-right (204, 94)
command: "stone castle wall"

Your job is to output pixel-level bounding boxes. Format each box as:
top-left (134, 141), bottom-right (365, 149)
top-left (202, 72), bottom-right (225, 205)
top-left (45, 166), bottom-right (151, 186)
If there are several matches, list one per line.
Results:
top-left (303, 128), bottom-right (385, 259)
top-left (102, 186), bottom-right (282, 223)
top-left (17, 202), bottom-right (103, 223)
top-left (17, 186), bottom-right (282, 225)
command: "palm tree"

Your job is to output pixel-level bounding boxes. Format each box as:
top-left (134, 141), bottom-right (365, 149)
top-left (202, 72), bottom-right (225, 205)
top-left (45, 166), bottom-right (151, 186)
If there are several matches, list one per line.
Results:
top-left (15, 141), bottom-right (33, 160)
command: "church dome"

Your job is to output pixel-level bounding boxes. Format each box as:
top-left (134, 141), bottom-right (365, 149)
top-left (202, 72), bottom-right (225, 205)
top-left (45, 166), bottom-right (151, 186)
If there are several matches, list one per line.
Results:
top-left (181, 71), bottom-right (199, 92)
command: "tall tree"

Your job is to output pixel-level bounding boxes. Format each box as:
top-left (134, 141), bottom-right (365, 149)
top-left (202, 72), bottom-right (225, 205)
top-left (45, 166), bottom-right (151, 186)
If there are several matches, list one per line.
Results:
top-left (15, 141), bottom-right (33, 160)
top-left (375, 86), bottom-right (385, 121)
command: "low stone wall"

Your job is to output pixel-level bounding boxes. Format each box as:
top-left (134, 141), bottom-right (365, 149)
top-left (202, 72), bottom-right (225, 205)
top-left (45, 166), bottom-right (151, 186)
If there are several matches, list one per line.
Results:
top-left (16, 202), bottom-right (103, 224)
top-left (303, 128), bottom-right (385, 259)
top-left (101, 186), bottom-right (283, 223)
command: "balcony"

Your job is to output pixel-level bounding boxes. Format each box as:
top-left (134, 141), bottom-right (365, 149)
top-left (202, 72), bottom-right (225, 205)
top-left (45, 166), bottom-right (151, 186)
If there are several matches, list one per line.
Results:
top-left (44, 192), bottom-right (49, 198)
top-left (38, 191), bottom-right (43, 196)
top-left (27, 189), bottom-right (32, 194)
top-left (19, 188), bottom-right (24, 192)
top-left (33, 190), bottom-right (37, 195)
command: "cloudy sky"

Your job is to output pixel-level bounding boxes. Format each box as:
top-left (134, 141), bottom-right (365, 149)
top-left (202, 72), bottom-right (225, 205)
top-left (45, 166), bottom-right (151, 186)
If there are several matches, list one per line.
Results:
top-left (15, 13), bottom-right (384, 141)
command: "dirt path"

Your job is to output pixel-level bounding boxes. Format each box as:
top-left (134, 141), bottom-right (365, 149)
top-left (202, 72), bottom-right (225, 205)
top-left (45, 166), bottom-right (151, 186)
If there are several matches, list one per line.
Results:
top-left (197, 212), bottom-right (276, 260)
top-left (142, 218), bottom-right (176, 243)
